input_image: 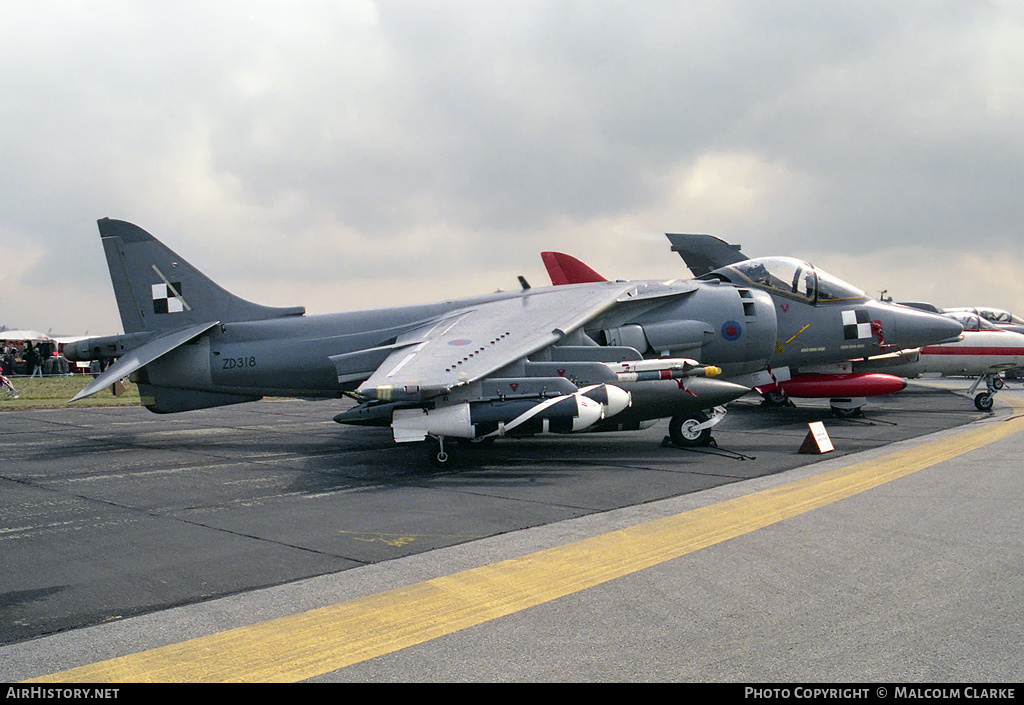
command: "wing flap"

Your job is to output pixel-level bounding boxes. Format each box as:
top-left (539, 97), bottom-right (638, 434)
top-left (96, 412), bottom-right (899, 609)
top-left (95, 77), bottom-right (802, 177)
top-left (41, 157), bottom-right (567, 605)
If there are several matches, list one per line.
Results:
top-left (331, 341), bottom-right (424, 385)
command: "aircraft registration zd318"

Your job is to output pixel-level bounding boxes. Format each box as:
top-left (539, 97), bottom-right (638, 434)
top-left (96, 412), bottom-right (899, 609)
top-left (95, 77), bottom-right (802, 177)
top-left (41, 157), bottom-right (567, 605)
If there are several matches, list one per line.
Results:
top-left (66, 219), bottom-right (781, 466)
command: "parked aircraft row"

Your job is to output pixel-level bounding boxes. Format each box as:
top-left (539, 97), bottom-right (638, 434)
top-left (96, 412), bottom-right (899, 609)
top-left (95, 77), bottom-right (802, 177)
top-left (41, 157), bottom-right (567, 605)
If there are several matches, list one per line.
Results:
top-left (64, 220), bottom-right (1006, 466)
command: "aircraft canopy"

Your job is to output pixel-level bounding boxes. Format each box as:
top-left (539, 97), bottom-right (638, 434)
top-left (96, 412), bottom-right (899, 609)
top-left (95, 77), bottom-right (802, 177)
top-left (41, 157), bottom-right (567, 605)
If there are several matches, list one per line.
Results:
top-left (945, 307), bottom-right (1024, 326)
top-left (718, 257), bottom-right (866, 304)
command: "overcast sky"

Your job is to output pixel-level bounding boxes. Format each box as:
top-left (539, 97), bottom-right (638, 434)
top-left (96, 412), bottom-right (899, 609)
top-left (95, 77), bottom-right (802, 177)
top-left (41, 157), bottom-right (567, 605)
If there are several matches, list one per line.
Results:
top-left (3, 1), bottom-right (1023, 335)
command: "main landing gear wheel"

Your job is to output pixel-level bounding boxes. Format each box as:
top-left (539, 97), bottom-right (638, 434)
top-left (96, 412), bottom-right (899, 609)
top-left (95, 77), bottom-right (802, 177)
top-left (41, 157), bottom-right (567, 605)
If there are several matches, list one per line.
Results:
top-left (974, 392), bottom-right (994, 412)
top-left (669, 412), bottom-right (713, 447)
top-left (761, 391), bottom-right (789, 407)
top-left (426, 437), bottom-right (455, 469)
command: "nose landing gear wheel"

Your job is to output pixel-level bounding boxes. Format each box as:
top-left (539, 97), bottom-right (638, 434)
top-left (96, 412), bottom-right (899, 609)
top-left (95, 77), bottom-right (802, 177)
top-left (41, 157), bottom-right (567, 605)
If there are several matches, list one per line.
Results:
top-left (974, 392), bottom-right (994, 412)
top-left (669, 412), bottom-right (713, 447)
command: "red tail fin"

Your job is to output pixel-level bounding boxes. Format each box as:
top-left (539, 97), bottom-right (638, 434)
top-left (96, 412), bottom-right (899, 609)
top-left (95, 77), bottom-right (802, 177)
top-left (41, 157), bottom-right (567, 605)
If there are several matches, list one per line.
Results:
top-left (541, 252), bottom-right (608, 286)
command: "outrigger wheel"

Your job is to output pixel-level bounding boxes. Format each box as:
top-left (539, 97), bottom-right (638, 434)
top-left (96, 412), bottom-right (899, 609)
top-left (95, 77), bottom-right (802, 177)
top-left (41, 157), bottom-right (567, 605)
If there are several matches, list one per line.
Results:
top-left (669, 411), bottom-right (714, 447)
top-left (426, 436), bottom-right (454, 469)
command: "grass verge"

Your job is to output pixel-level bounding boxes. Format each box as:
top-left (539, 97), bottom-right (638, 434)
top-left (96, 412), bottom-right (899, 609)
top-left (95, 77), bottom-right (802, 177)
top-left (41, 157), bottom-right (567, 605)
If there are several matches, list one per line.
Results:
top-left (0, 375), bottom-right (140, 411)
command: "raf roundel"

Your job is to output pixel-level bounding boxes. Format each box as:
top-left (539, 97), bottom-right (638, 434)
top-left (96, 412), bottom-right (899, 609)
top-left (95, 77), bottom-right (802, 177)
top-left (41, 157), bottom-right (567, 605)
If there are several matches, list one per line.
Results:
top-left (721, 320), bottom-right (743, 341)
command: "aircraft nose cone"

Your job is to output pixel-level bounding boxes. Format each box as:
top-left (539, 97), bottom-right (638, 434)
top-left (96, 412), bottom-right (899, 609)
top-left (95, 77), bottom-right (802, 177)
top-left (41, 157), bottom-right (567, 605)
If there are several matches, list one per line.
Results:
top-left (890, 307), bottom-right (963, 348)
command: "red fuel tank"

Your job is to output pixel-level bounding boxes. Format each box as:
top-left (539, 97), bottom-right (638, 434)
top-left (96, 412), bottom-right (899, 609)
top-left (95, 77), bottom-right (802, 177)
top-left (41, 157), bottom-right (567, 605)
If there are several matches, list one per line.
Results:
top-left (759, 373), bottom-right (907, 399)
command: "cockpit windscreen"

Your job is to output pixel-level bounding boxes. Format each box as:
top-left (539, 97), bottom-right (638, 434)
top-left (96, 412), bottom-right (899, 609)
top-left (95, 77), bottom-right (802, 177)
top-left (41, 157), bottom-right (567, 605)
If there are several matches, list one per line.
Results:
top-left (814, 268), bottom-right (866, 302)
top-left (728, 257), bottom-right (865, 303)
top-left (943, 311), bottom-right (999, 331)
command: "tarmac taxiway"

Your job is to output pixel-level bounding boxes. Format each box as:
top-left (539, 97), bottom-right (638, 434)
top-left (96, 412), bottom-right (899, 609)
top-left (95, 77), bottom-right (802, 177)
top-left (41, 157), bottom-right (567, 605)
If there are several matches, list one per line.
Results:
top-left (1, 381), bottom-right (1021, 681)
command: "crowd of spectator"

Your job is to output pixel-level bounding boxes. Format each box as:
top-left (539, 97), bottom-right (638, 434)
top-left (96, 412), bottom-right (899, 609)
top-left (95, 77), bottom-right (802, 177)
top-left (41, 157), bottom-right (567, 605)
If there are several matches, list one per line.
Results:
top-left (0, 342), bottom-right (72, 377)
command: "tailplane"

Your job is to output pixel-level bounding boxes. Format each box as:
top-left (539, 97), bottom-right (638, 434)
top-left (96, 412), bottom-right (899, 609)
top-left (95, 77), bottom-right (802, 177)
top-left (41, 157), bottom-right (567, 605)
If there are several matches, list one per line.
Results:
top-left (665, 233), bottom-right (748, 277)
top-left (98, 218), bottom-right (304, 334)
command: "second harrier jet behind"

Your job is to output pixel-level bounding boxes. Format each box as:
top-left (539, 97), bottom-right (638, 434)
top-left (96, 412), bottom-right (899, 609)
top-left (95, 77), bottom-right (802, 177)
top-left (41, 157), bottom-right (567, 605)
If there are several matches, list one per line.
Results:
top-left (547, 233), bottom-right (963, 417)
top-left (666, 233), bottom-right (963, 415)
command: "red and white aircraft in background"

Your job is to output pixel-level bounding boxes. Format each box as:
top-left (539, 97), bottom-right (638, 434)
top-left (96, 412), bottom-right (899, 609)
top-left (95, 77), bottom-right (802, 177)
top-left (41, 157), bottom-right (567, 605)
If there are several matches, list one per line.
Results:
top-left (659, 234), bottom-right (964, 416)
top-left (857, 309), bottom-right (1024, 411)
top-left (943, 306), bottom-right (1024, 335)
top-left (940, 307), bottom-right (1024, 381)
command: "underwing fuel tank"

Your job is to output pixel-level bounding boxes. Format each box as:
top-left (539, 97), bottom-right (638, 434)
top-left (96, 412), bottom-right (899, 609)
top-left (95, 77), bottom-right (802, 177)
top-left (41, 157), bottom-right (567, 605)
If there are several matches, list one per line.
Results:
top-left (390, 384), bottom-right (631, 442)
top-left (759, 372), bottom-right (907, 398)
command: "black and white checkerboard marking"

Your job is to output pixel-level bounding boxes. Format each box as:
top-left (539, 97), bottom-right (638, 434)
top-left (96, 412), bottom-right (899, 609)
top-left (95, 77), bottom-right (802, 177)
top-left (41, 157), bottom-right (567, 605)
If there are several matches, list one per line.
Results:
top-left (152, 282), bottom-right (184, 314)
top-left (842, 308), bottom-right (872, 340)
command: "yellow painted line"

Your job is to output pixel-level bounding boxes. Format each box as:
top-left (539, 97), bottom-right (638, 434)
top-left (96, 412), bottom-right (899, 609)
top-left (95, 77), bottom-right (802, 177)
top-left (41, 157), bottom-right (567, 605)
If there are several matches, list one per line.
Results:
top-left (31, 399), bottom-right (1024, 683)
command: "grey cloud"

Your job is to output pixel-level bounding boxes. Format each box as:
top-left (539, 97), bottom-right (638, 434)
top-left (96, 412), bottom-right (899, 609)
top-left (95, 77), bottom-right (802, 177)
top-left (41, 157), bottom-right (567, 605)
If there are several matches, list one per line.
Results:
top-left (2, 1), bottom-right (1024, 332)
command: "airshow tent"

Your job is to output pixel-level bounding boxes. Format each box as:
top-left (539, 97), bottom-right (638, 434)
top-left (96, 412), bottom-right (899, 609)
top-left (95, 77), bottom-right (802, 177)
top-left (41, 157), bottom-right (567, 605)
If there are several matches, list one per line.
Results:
top-left (0, 330), bottom-right (54, 343)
